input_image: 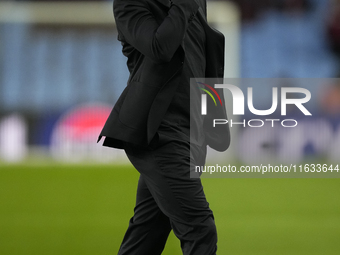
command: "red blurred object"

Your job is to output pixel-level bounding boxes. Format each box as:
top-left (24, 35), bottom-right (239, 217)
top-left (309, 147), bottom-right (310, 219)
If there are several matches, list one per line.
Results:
top-left (327, 0), bottom-right (340, 57)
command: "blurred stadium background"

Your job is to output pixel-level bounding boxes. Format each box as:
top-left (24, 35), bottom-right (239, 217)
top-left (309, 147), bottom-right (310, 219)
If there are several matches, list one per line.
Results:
top-left (0, 0), bottom-right (340, 254)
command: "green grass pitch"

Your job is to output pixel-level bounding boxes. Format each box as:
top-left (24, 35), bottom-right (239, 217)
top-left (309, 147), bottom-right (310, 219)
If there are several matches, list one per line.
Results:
top-left (0, 163), bottom-right (340, 255)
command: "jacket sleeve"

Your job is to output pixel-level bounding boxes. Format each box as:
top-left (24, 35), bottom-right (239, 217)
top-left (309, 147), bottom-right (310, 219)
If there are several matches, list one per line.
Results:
top-left (113, 0), bottom-right (199, 63)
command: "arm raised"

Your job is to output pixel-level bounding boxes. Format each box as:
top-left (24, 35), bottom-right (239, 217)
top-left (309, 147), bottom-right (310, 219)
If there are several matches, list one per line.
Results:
top-left (113, 0), bottom-right (199, 63)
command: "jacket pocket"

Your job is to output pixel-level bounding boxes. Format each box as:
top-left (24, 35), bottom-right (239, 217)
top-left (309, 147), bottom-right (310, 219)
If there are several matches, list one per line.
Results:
top-left (119, 81), bottom-right (160, 130)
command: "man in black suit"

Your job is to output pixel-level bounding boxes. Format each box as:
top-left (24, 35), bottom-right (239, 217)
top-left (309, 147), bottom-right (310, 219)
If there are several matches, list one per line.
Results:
top-left (98, 0), bottom-right (230, 254)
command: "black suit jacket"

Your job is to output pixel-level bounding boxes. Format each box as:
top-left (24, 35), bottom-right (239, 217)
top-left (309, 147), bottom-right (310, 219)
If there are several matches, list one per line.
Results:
top-left (98, 0), bottom-right (230, 151)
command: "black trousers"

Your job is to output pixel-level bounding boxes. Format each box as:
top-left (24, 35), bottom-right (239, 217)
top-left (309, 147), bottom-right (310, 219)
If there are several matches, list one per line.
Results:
top-left (118, 133), bottom-right (217, 255)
